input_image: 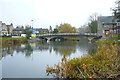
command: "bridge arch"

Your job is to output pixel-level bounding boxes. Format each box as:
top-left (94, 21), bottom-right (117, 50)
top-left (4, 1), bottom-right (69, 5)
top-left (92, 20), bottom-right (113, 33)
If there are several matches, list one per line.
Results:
top-left (39, 36), bottom-right (65, 42)
top-left (49, 36), bottom-right (64, 41)
top-left (39, 37), bottom-right (48, 41)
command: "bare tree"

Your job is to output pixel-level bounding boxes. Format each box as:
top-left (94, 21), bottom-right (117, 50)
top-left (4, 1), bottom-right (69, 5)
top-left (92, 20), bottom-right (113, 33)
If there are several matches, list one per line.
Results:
top-left (112, 0), bottom-right (120, 22)
top-left (88, 13), bottom-right (100, 33)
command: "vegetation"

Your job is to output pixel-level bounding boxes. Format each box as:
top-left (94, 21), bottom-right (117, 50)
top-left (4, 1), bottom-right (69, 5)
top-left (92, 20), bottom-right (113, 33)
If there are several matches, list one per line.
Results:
top-left (112, 0), bottom-right (120, 22)
top-left (78, 13), bottom-right (100, 34)
top-left (87, 13), bottom-right (99, 33)
top-left (56, 23), bottom-right (76, 33)
top-left (53, 29), bottom-right (58, 33)
top-left (78, 25), bottom-right (88, 33)
top-left (0, 37), bottom-right (26, 40)
top-left (23, 26), bottom-right (32, 39)
top-left (0, 37), bottom-right (28, 48)
top-left (46, 38), bottom-right (120, 78)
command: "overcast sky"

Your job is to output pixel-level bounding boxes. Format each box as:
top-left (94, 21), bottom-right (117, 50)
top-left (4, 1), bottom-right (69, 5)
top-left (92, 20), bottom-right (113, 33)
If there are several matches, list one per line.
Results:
top-left (0, 0), bottom-right (117, 28)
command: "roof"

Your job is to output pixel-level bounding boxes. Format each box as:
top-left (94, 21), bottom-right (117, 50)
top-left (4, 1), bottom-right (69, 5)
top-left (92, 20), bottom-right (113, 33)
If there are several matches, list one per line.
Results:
top-left (103, 22), bottom-right (117, 25)
top-left (6, 23), bottom-right (13, 27)
top-left (6, 25), bottom-right (11, 27)
top-left (34, 28), bottom-right (49, 31)
top-left (2, 23), bottom-right (6, 25)
top-left (13, 28), bottom-right (24, 31)
top-left (98, 16), bottom-right (114, 23)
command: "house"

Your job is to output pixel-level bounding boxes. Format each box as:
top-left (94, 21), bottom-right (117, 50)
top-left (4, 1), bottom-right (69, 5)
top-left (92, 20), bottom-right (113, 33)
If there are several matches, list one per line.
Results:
top-left (27, 28), bottom-right (49, 38)
top-left (13, 26), bottom-right (24, 35)
top-left (6, 23), bottom-right (14, 34)
top-left (39, 28), bottom-right (49, 34)
top-left (98, 16), bottom-right (120, 37)
top-left (102, 22), bottom-right (120, 35)
top-left (0, 21), bottom-right (2, 35)
top-left (1, 22), bottom-right (8, 36)
top-left (29, 28), bottom-right (37, 38)
top-left (34, 28), bottom-right (49, 34)
top-left (0, 21), bottom-right (14, 36)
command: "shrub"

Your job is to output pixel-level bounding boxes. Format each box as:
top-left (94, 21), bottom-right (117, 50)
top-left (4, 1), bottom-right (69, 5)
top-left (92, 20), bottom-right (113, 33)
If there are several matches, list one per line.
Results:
top-left (46, 40), bottom-right (120, 78)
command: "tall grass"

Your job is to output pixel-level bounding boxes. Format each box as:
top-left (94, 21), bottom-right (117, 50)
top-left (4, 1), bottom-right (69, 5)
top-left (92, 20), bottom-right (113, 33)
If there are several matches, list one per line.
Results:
top-left (46, 39), bottom-right (120, 78)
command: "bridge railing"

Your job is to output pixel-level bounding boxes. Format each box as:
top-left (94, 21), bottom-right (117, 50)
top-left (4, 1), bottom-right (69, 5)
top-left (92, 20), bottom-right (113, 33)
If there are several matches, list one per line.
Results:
top-left (84, 33), bottom-right (98, 35)
top-left (38, 33), bottom-right (101, 37)
top-left (38, 33), bottom-right (80, 36)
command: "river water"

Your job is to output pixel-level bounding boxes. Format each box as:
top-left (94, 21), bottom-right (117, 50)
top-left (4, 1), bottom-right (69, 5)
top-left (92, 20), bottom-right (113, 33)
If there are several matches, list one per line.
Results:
top-left (1, 38), bottom-right (97, 78)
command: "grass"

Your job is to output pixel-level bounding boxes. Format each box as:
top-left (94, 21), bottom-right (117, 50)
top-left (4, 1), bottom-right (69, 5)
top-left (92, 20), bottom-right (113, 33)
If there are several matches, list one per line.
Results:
top-left (46, 38), bottom-right (120, 78)
top-left (0, 37), bottom-right (28, 48)
top-left (0, 37), bottom-right (27, 40)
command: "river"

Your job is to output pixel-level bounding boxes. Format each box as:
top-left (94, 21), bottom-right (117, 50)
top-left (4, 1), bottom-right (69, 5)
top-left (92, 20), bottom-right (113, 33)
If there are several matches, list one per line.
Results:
top-left (1, 38), bottom-right (97, 78)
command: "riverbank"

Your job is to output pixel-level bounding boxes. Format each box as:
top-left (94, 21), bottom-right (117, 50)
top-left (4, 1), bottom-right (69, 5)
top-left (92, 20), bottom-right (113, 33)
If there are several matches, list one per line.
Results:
top-left (0, 37), bottom-right (28, 48)
top-left (46, 37), bottom-right (120, 78)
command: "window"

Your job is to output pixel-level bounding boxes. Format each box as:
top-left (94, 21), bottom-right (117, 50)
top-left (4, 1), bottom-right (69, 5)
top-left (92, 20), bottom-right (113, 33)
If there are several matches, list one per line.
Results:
top-left (117, 22), bottom-right (120, 26)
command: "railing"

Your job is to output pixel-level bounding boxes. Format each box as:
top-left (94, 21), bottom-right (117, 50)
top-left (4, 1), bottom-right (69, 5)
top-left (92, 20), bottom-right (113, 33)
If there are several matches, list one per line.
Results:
top-left (38, 33), bottom-right (100, 37)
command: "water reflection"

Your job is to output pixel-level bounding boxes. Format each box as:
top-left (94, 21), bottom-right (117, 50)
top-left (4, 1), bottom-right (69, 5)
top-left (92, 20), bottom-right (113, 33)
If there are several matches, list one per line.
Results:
top-left (1, 39), bottom-right (98, 59)
top-left (49, 41), bottom-right (76, 56)
top-left (1, 38), bottom-right (98, 78)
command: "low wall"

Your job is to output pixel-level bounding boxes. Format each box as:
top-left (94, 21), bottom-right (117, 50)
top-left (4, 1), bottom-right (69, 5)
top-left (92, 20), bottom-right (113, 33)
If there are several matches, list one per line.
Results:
top-left (12, 36), bottom-right (22, 38)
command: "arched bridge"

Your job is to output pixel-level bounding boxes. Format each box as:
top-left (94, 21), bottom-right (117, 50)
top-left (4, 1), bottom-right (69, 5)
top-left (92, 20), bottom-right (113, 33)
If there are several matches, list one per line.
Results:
top-left (37, 33), bottom-right (102, 41)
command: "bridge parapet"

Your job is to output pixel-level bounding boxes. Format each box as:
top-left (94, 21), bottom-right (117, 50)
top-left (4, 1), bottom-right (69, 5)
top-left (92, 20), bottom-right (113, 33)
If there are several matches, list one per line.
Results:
top-left (84, 33), bottom-right (99, 36)
top-left (38, 33), bottom-right (101, 37)
top-left (37, 33), bottom-right (102, 42)
top-left (38, 33), bottom-right (80, 37)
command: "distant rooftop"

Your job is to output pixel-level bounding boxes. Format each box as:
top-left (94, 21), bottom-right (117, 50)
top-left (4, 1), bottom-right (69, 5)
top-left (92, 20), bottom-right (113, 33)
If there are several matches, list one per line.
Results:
top-left (98, 16), bottom-right (114, 23)
top-left (2, 23), bottom-right (6, 25)
top-left (13, 27), bottom-right (24, 31)
top-left (34, 28), bottom-right (49, 31)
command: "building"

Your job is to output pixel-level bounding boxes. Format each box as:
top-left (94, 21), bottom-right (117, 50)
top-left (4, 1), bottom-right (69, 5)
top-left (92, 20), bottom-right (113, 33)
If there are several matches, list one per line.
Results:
top-left (29, 28), bottom-right (49, 38)
top-left (0, 21), bottom-right (14, 36)
top-left (103, 22), bottom-right (120, 35)
top-left (1, 22), bottom-right (8, 36)
top-left (98, 16), bottom-right (120, 37)
top-left (34, 28), bottom-right (49, 34)
top-left (0, 21), bottom-right (2, 35)
top-left (13, 26), bottom-right (24, 35)
top-left (39, 28), bottom-right (49, 34)
top-left (6, 23), bottom-right (14, 34)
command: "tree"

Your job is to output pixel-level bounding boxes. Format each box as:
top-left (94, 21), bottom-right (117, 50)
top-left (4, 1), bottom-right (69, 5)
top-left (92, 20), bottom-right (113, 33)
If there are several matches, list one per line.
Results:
top-left (49, 26), bottom-right (52, 33)
top-left (24, 26), bottom-right (32, 39)
top-left (53, 29), bottom-right (58, 33)
top-left (88, 13), bottom-right (99, 33)
top-left (56, 23), bottom-right (76, 33)
top-left (78, 24), bottom-right (89, 33)
top-left (88, 20), bottom-right (98, 33)
top-left (112, 0), bottom-right (120, 22)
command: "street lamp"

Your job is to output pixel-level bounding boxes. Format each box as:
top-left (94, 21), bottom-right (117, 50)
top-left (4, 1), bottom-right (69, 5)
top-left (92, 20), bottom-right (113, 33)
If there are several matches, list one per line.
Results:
top-left (31, 20), bottom-right (33, 28)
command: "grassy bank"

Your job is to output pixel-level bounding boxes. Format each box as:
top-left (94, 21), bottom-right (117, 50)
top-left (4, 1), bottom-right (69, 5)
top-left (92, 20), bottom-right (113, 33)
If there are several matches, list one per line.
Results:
top-left (0, 37), bottom-right (27, 40)
top-left (0, 37), bottom-right (28, 47)
top-left (46, 38), bottom-right (120, 78)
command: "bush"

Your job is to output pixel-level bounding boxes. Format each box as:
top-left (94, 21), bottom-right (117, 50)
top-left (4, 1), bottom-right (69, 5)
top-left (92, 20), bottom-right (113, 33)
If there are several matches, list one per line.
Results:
top-left (46, 40), bottom-right (120, 78)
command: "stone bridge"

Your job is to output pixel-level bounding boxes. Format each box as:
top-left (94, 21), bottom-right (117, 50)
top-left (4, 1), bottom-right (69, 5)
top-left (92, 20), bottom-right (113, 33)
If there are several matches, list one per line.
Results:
top-left (37, 33), bottom-right (102, 41)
